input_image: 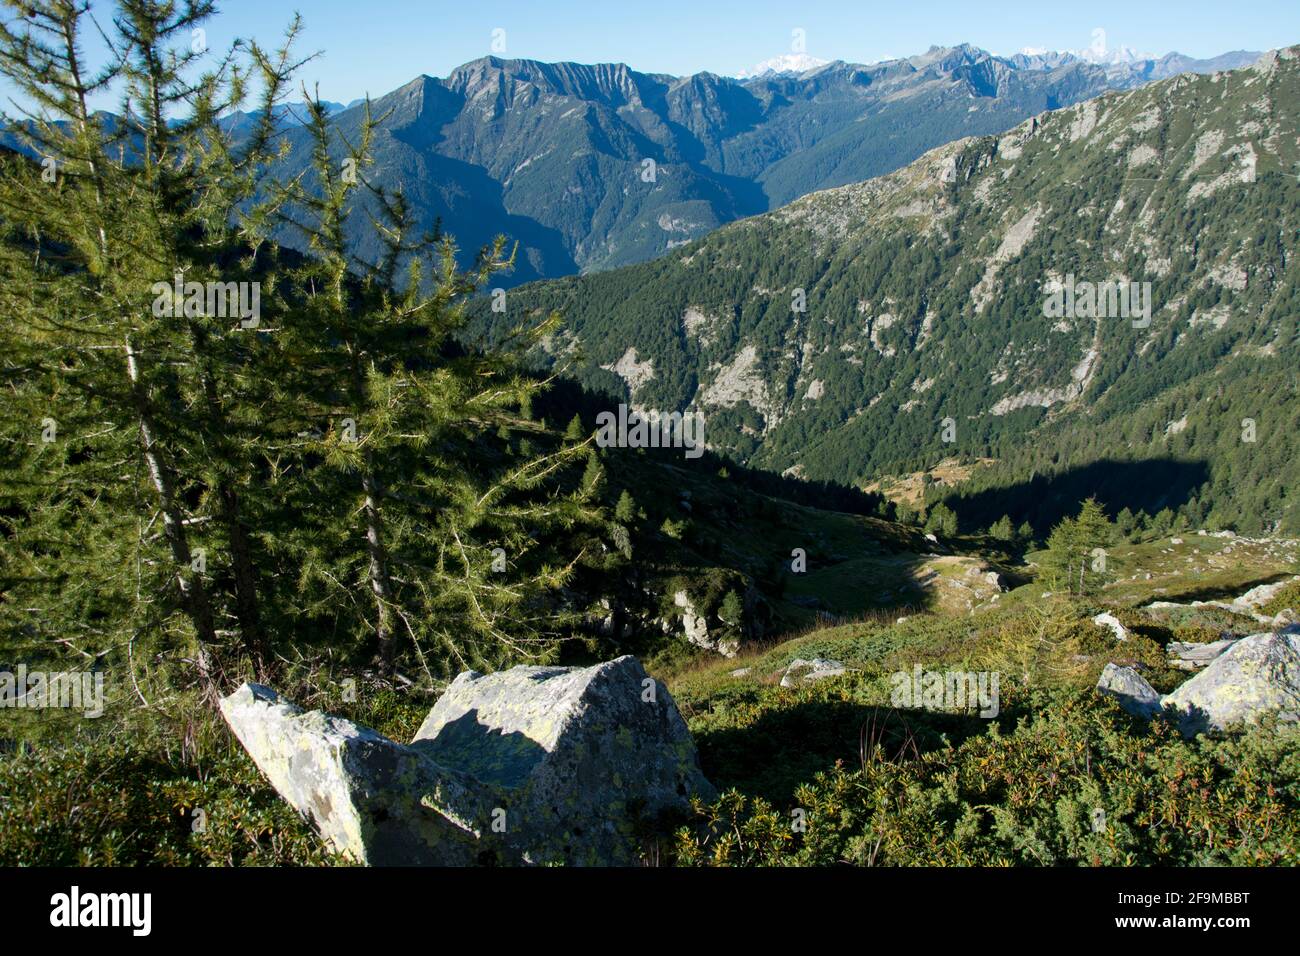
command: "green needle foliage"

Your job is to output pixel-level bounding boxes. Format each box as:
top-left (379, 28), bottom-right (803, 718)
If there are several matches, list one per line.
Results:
top-left (1040, 497), bottom-right (1116, 596)
top-left (263, 90), bottom-right (604, 678)
top-left (0, 1), bottom-right (603, 695)
top-left (0, 0), bottom-right (305, 690)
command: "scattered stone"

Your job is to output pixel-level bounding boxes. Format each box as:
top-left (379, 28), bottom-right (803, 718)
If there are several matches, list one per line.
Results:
top-left (780, 657), bottom-right (850, 687)
top-left (1233, 576), bottom-right (1300, 613)
top-left (1163, 632), bottom-right (1300, 735)
top-left (729, 667), bottom-right (751, 677)
top-left (221, 656), bottom-right (716, 866)
top-left (1096, 663), bottom-right (1163, 719)
top-left (1166, 637), bottom-right (1240, 670)
top-left (1092, 612), bottom-right (1131, 642)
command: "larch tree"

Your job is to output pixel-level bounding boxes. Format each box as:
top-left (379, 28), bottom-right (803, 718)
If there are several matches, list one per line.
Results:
top-left (0, 0), bottom-right (305, 689)
top-left (268, 90), bottom-right (605, 679)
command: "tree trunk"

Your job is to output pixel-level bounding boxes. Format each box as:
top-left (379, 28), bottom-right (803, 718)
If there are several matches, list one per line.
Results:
top-left (125, 338), bottom-right (220, 689)
top-left (361, 467), bottom-right (397, 674)
top-left (219, 484), bottom-right (268, 673)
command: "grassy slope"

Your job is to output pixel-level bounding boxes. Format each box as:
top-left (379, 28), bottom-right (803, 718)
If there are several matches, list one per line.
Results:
top-left (3, 529), bottom-right (1296, 865)
top-left (663, 533), bottom-right (1300, 864)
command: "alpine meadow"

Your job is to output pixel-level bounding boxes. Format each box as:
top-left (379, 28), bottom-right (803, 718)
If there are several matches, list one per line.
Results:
top-left (2, 0), bottom-right (1300, 923)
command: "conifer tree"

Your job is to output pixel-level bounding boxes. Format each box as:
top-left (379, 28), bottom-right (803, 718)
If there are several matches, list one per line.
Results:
top-left (614, 489), bottom-right (637, 524)
top-left (0, 0), bottom-right (304, 687)
top-left (269, 90), bottom-right (603, 677)
top-left (989, 514), bottom-right (1014, 541)
top-left (1040, 497), bottom-right (1113, 595)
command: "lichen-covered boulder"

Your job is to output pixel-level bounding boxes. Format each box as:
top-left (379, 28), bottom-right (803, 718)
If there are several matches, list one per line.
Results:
top-left (1163, 632), bottom-right (1300, 735)
top-left (220, 655), bottom-right (716, 866)
top-left (1095, 663), bottom-right (1162, 718)
top-left (218, 683), bottom-right (490, 865)
top-left (412, 655), bottom-right (715, 866)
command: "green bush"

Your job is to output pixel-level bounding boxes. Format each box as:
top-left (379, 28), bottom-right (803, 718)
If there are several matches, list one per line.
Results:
top-left (675, 693), bottom-right (1300, 866)
top-left (1260, 580), bottom-right (1300, 618)
top-left (0, 737), bottom-right (333, 866)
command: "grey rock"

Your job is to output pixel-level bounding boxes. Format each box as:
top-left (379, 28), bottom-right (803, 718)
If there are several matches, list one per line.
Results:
top-left (1231, 576), bottom-right (1299, 612)
top-left (1092, 612), bottom-right (1131, 642)
top-left (1096, 663), bottom-right (1163, 718)
top-left (1163, 632), bottom-right (1300, 735)
top-left (780, 657), bottom-right (850, 687)
top-left (219, 683), bottom-right (486, 865)
top-left (673, 589), bottom-right (739, 656)
top-left (412, 655), bottom-right (715, 865)
top-left (220, 655), bottom-right (715, 866)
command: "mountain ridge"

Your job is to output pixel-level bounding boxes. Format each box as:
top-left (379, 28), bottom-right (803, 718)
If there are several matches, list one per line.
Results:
top-left (253, 42), bottom-right (1260, 283)
top-left (483, 46), bottom-right (1300, 534)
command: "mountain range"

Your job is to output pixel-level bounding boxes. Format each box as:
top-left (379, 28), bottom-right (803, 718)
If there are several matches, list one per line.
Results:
top-left (257, 43), bottom-right (1259, 284)
top-left (483, 47), bottom-right (1300, 535)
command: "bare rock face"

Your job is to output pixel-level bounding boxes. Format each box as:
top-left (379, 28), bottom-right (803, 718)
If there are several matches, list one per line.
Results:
top-left (220, 656), bottom-right (715, 866)
top-left (672, 590), bottom-right (739, 657)
top-left (1162, 633), bottom-right (1300, 735)
top-left (780, 657), bottom-right (850, 687)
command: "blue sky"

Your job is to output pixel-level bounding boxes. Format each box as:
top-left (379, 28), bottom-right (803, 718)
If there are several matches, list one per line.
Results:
top-left (5, 0), bottom-right (1300, 110)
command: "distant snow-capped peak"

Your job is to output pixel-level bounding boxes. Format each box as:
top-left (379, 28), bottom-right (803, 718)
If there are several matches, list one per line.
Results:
top-left (736, 53), bottom-right (830, 79)
top-left (1075, 43), bottom-right (1153, 65)
top-left (1018, 33), bottom-right (1155, 67)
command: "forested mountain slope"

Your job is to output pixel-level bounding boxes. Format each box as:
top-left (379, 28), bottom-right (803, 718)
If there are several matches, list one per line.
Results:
top-left (487, 48), bottom-right (1300, 535)
top-left (256, 45), bottom-right (1254, 283)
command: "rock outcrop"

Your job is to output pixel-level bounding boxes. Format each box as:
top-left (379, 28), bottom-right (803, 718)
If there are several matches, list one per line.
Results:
top-left (412, 656), bottom-right (716, 865)
top-left (1162, 633), bottom-right (1300, 735)
top-left (221, 656), bottom-right (715, 866)
top-left (219, 683), bottom-right (485, 865)
top-left (1095, 632), bottom-right (1300, 735)
top-left (1166, 637), bottom-right (1240, 670)
top-left (673, 589), bottom-right (738, 657)
top-left (1092, 612), bottom-right (1131, 642)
